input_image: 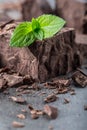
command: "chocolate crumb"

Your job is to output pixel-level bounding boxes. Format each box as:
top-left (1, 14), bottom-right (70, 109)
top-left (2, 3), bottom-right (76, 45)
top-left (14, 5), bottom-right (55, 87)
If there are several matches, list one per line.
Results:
top-left (17, 114), bottom-right (25, 119)
top-left (12, 121), bottom-right (25, 128)
top-left (44, 105), bottom-right (58, 119)
top-left (44, 94), bottom-right (58, 103)
top-left (9, 96), bottom-right (27, 104)
top-left (84, 105), bottom-right (87, 110)
top-left (64, 98), bottom-right (70, 104)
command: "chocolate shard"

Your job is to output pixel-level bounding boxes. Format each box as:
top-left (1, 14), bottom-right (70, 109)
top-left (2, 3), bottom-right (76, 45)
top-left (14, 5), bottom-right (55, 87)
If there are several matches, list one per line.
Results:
top-left (0, 76), bottom-right (7, 90)
top-left (12, 121), bottom-right (25, 128)
top-left (72, 71), bottom-right (87, 87)
top-left (84, 105), bottom-right (87, 110)
top-left (17, 114), bottom-right (25, 119)
top-left (43, 105), bottom-right (58, 119)
top-left (28, 105), bottom-right (43, 119)
top-left (63, 98), bottom-right (70, 104)
top-left (44, 94), bottom-right (58, 103)
top-left (9, 96), bottom-right (27, 104)
top-left (2, 73), bottom-right (23, 87)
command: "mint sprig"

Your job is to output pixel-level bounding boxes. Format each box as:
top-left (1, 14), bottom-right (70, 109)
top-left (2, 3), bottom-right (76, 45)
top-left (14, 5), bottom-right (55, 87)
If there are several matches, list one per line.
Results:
top-left (10, 14), bottom-right (66, 47)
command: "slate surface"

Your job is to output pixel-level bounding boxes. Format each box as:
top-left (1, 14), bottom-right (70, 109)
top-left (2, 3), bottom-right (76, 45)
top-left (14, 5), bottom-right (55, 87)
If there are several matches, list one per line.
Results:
top-left (0, 66), bottom-right (87, 130)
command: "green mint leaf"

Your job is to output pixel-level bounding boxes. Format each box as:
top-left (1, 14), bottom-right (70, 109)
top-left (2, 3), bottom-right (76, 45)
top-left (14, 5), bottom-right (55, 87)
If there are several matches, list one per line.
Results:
top-left (10, 22), bottom-right (36, 47)
top-left (32, 18), bottom-right (40, 32)
top-left (10, 32), bottom-right (35, 47)
top-left (10, 15), bottom-right (66, 47)
top-left (33, 29), bottom-right (44, 40)
top-left (37, 14), bottom-right (66, 39)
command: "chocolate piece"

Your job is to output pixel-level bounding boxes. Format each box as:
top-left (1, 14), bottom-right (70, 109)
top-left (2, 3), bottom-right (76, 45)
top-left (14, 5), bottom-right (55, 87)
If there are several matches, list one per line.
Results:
top-left (17, 114), bottom-right (25, 119)
top-left (84, 105), bottom-right (87, 110)
top-left (63, 98), bottom-right (70, 104)
top-left (44, 94), bottom-right (58, 103)
top-left (44, 105), bottom-right (58, 119)
top-left (72, 71), bottom-right (87, 87)
top-left (10, 96), bottom-right (27, 104)
top-left (12, 121), bottom-right (25, 128)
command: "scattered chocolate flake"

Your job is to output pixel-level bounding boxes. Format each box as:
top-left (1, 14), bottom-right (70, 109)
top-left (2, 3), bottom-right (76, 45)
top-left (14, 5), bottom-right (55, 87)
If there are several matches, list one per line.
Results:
top-left (31, 113), bottom-right (39, 119)
top-left (12, 121), bottom-right (25, 128)
top-left (3, 90), bottom-right (9, 95)
top-left (72, 71), bottom-right (87, 87)
top-left (77, 68), bottom-right (87, 76)
top-left (28, 105), bottom-right (34, 111)
top-left (21, 109), bottom-right (27, 113)
top-left (16, 83), bottom-right (40, 96)
top-left (84, 105), bottom-right (87, 110)
top-left (49, 125), bottom-right (54, 130)
top-left (70, 91), bottom-right (76, 95)
top-left (17, 114), bottom-right (25, 119)
top-left (44, 79), bottom-right (71, 89)
top-left (3, 74), bottom-right (23, 87)
top-left (53, 86), bottom-right (69, 95)
top-left (38, 92), bottom-right (46, 96)
top-left (28, 105), bottom-right (43, 119)
top-left (16, 85), bottom-right (29, 92)
top-left (0, 19), bottom-right (14, 29)
top-left (44, 94), bottom-right (58, 103)
top-left (44, 82), bottom-right (56, 89)
top-left (43, 105), bottom-right (58, 119)
top-left (9, 96), bottom-right (27, 104)
top-left (23, 75), bottom-right (35, 85)
top-left (52, 78), bottom-right (71, 87)
top-left (31, 83), bottom-right (41, 90)
top-left (17, 90), bottom-right (31, 95)
top-left (63, 98), bottom-right (70, 104)
top-left (44, 78), bottom-right (71, 95)
top-left (0, 77), bottom-right (7, 90)
top-left (69, 88), bottom-right (76, 95)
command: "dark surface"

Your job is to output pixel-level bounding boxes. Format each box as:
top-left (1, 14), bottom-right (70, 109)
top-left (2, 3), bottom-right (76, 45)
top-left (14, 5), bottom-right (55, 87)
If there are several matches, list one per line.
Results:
top-left (0, 66), bottom-right (87, 130)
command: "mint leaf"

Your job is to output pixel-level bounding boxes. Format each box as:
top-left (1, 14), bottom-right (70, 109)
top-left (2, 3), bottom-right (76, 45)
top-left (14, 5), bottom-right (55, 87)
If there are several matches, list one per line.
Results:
top-left (10, 15), bottom-right (66, 47)
top-left (37, 14), bottom-right (66, 38)
top-left (32, 18), bottom-right (40, 32)
top-left (10, 22), bottom-right (35, 47)
top-left (33, 29), bottom-right (44, 40)
top-left (10, 32), bottom-right (35, 47)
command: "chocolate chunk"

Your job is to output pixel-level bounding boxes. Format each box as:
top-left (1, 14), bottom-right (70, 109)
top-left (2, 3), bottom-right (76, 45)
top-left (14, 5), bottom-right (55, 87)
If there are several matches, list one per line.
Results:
top-left (28, 105), bottom-right (43, 119)
top-left (17, 114), bottom-right (25, 119)
top-left (44, 105), bottom-right (58, 119)
top-left (9, 96), bottom-right (27, 104)
top-left (72, 71), bottom-right (87, 87)
top-left (63, 98), bottom-right (70, 104)
top-left (12, 121), bottom-right (25, 128)
top-left (84, 105), bottom-right (87, 110)
top-left (44, 94), bottom-right (58, 103)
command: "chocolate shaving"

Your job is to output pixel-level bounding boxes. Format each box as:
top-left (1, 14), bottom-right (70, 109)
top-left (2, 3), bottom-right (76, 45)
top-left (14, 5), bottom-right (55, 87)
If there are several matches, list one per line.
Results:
top-left (0, 77), bottom-right (7, 90)
top-left (9, 96), bottom-right (27, 104)
top-left (44, 94), bottom-right (58, 103)
top-left (72, 71), bottom-right (87, 87)
top-left (43, 105), bottom-right (58, 119)
top-left (44, 79), bottom-right (71, 89)
top-left (0, 19), bottom-right (14, 29)
top-left (12, 121), bottom-right (25, 128)
top-left (84, 105), bottom-right (87, 110)
top-left (17, 114), bottom-right (25, 119)
top-left (63, 98), bottom-right (70, 104)
top-left (28, 105), bottom-right (43, 119)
